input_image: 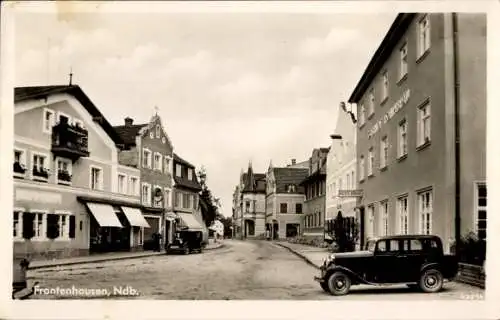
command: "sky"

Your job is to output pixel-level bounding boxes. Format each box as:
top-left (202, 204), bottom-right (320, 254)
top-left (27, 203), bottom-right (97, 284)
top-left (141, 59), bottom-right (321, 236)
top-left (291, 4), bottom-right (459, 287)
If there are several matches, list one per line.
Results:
top-left (14, 3), bottom-right (396, 217)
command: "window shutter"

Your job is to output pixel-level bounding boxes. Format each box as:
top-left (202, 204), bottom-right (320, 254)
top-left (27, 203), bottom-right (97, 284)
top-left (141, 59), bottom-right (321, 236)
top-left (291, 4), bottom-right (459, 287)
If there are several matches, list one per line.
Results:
top-left (22, 212), bottom-right (35, 239)
top-left (69, 215), bottom-right (76, 239)
top-left (47, 214), bottom-right (60, 239)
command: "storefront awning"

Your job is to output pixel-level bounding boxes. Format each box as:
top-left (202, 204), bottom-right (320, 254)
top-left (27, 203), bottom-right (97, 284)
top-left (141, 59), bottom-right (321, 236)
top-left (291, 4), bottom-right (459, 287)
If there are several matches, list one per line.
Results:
top-left (85, 203), bottom-right (123, 228)
top-left (121, 207), bottom-right (151, 228)
top-left (177, 213), bottom-right (204, 231)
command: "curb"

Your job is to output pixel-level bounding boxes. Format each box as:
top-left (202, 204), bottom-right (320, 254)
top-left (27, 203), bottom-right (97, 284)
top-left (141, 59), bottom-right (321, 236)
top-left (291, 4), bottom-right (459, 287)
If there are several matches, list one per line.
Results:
top-left (275, 242), bottom-right (321, 270)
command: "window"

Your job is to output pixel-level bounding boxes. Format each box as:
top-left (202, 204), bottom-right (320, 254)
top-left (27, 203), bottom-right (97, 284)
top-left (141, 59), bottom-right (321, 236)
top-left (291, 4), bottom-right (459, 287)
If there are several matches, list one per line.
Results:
top-left (182, 194), bottom-right (190, 209)
top-left (32, 212), bottom-right (45, 240)
top-left (73, 118), bottom-right (84, 129)
top-left (389, 240), bottom-right (400, 252)
top-left (175, 191), bottom-right (181, 207)
top-left (142, 183), bottom-right (151, 206)
top-left (153, 153), bottom-right (163, 171)
top-left (57, 112), bottom-right (71, 125)
top-left (280, 203), bottom-right (287, 214)
top-left (188, 168), bottom-right (193, 181)
top-left (190, 195), bottom-right (195, 209)
top-left (142, 149), bottom-right (152, 168)
top-left (418, 189), bottom-right (433, 235)
top-left (32, 153), bottom-right (49, 180)
top-left (245, 201), bottom-right (250, 213)
top-left (409, 239), bottom-right (423, 251)
top-left (380, 136), bottom-right (388, 168)
top-left (398, 196), bottom-right (409, 235)
top-left (417, 101), bottom-right (431, 147)
top-left (164, 189), bottom-right (170, 207)
top-left (296, 203), bottom-right (302, 214)
top-left (399, 42), bottom-right (408, 79)
top-left (117, 174), bottom-right (127, 194)
top-left (176, 164), bottom-right (182, 177)
top-left (359, 156), bottom-right (365, 181)
top-left (90, 167), bottom-right (103, 190)
top-left (368, 148), bottom-right (374, 176)
top-left (56, 158), bottom-right (72, 184)
top-left (13, 211), bottom-right (22, 239)
top-left (368, 89), bottom-right (375, 116)
top-left (380, 201), bottom-right (389, 236)
top-left (129, 177), bottom-right (139, 196)
top-left (359, 103), bottom-right (366, 126)
top-left (476, 183), bottom-right (487, 240)
top-left (367, 205), bottom-right (375, 238)
top-left (43, 109), bottom-right (55, 133)
top-left (417, 15), bottom-right (431, 58)
top-left (164, 157), bottom-right (171, 173)
top-left (59, 215), bottom-right (68, 239)
top-left (398, 120), bottom-right (408, 157)
top-left (13, 149), bottom-right (26, 176)
top-left (155, 124), bottom-right (161, 138)
top-left (377, 240), bottom-right (387, 252)
top-left (381, 71), bottom-right (389, 102)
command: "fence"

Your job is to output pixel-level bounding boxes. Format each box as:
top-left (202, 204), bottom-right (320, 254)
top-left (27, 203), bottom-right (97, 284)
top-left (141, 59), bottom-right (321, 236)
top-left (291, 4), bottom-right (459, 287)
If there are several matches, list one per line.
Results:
top-left (456, 263), bottom-right (485, 288)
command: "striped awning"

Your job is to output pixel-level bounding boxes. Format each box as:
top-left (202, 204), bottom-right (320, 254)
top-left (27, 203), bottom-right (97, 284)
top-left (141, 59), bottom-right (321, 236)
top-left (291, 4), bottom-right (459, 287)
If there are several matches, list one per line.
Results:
top-left (85, 203), bottom-right (123, 228)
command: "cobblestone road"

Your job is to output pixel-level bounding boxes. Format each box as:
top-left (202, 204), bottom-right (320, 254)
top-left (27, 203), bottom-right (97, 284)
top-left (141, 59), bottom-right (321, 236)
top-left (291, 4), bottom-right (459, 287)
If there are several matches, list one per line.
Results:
top-left (27, 240), bottom-right (484, 300)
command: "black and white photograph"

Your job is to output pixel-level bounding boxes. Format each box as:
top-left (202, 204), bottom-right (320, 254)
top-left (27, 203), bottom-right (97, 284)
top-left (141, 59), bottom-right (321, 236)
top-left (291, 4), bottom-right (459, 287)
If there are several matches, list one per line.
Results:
top-left (1, 1), bottom-right (498, 319)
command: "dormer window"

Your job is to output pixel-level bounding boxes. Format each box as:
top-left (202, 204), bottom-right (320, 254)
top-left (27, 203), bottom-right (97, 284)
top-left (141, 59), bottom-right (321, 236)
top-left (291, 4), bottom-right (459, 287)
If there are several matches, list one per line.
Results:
top-left (176, 164), bottom-right (182, 177)
top-left (287, 184), bottom-right (296, 193)
top-left (155, 124), bottom-right (161, 138)
top-left (188, 168), bottom-right (193, 181)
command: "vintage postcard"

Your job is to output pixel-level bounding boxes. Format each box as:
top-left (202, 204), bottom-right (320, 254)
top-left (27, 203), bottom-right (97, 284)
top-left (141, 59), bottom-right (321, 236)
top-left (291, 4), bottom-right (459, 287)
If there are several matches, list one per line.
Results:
top-left (1, 1), bottom-right (498, 319)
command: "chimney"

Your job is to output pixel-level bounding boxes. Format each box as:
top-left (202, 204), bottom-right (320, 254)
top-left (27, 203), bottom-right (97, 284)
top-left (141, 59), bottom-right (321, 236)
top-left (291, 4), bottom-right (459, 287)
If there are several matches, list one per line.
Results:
top-left (124, 117), bottom-right (133, 126)
top-left (291, 159), bottom-right (296, 165)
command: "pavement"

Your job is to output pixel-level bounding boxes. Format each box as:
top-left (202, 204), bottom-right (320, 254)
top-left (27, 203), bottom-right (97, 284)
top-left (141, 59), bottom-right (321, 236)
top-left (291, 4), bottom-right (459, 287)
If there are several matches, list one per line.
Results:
top-left (28, 239), bottom-right (224, 270)
top-left (275, 241), bottom-right (329, 269)
top-left (26, 239), bottom-right (484, 300)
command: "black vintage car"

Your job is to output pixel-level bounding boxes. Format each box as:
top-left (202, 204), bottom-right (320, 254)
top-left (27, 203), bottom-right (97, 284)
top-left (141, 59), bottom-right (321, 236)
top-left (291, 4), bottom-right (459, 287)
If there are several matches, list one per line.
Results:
top-left (314, 235), bottom-right (459, 296)
top-left (166, 230), bottom-right (204, 255)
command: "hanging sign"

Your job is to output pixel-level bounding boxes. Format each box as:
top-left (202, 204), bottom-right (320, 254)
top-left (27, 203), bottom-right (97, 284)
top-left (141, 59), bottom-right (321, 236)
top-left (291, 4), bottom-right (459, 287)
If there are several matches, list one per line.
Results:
top-left (368, 88), bottom-right (411, 139)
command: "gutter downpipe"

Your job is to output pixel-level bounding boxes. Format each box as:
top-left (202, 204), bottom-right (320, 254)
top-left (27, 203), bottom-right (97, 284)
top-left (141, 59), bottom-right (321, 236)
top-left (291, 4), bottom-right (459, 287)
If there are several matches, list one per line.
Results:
top-left (452, 13), bottom-right (462, 254)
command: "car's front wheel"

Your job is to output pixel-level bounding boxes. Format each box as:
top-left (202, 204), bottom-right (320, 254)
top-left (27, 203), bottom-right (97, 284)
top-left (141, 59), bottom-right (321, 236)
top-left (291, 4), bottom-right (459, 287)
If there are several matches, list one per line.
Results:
top-left (419, 269), bottom-right (444, 293)
top-left (327, 271), bottom-right (351, 296)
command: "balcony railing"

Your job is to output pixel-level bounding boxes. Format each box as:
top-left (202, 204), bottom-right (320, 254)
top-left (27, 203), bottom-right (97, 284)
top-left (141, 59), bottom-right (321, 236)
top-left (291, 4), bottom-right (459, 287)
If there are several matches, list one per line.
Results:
top-left (33, 166), bottom-right (50, 179)
top-left (57, 169), bottom-right (72, 183)
top-left (13, 162), bottom-right (26, 175)
top-left (51, 122), bottom-right (90, 161)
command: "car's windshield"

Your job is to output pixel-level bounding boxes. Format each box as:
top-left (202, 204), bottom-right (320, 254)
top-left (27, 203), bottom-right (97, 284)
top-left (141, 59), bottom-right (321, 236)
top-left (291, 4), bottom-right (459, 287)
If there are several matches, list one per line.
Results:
top-left (366, 240), bottom-right (376, 252)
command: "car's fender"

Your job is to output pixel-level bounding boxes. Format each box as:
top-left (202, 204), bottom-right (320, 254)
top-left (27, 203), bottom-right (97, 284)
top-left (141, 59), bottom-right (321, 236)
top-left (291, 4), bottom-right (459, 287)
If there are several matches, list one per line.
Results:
top-left (325, 265), bottom-right (371, 285)
top-left (420, 262), bottom-right (441, 274)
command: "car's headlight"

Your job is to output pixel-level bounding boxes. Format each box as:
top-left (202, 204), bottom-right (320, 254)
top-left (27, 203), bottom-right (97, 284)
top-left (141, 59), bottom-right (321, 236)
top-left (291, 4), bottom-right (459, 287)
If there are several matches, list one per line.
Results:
top-left (324, 254), bottom-right (335, 265)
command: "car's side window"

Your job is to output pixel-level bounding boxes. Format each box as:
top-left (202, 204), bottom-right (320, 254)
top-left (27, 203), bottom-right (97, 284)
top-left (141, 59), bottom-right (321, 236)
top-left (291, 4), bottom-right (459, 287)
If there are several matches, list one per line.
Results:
top-left (409, 239), bottom-right (423, 251)
top-left (388, 240), bottom-right (400, 252)
top-left (376, 240), bottom-right (387, 252)
top-left (402, 240), bottom-right (410, 252)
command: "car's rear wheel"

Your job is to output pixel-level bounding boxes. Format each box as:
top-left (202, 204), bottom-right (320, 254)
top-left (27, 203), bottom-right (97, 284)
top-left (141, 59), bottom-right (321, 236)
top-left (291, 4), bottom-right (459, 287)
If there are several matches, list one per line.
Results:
top-left (327, 271), bottom-right (351, 296)
top-left (419, 269), bottom-right (444, 293)
top-left (320, 281), bottom-right (329, 293)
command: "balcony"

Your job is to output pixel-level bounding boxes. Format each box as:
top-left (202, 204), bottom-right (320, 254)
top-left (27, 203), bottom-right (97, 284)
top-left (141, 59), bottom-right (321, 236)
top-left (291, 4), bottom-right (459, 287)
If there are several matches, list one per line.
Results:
top-left (57, 169), bottom-right (72, 185)
top-left (51, 121), bottom-right (90, 161)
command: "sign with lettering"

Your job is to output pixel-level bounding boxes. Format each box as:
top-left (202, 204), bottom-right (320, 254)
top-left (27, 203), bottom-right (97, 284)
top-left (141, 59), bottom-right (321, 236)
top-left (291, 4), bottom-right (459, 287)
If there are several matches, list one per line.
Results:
top-left (368, 88), bottom-right (410, 139)
top-left (338, 189), bottom-right (364, 198)
top-left (15, 188), bottom-right (62, 204)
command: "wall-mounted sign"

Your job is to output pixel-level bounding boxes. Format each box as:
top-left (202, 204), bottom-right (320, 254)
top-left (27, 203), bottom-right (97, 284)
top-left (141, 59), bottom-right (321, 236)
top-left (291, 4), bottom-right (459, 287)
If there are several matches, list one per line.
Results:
top-left (15, 188), bottom-right (62, 204)
top-left (338, 189), bottom-right (364, 198)
top-left (368, 88), bottom-right (411, 139)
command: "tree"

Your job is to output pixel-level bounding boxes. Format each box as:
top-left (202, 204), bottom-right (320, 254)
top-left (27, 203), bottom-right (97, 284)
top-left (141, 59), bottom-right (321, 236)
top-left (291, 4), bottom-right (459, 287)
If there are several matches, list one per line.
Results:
top-left (327, 212), bottom-right (359, 252)
top-left (197, 166), bottom-right (219, 227)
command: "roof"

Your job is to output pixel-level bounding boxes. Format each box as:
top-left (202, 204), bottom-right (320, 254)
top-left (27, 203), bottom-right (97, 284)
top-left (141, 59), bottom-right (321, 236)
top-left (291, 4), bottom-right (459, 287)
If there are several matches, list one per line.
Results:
top-left (273, 167), bottom-right (309, 194)
top-left (173, 153), bottom-right (201, 191)
top-left (113, 123), bottom-right (147, 147)
top-left (242, 172), bottom-right (266, 193)
top-left (174, 153), bottom-right (195, 169)
top-left (15, 85), bottom-right (125, 147)
top-left (348, 13), bottom-right (416, 103)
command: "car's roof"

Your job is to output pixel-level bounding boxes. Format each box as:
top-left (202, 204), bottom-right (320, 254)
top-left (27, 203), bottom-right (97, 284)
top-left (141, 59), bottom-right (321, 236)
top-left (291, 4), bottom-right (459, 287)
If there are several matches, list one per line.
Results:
top-left (367, 234), bottom-right (440, 241)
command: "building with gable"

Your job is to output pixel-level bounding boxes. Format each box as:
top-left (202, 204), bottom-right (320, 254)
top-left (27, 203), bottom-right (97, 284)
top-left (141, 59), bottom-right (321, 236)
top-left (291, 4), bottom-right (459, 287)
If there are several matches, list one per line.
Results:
top-left (265, 160), bottom-right (309, 239)
top-left (13, 85), bottom-right (149, 259)
top-left (349, 13), bottom-right (486, 252)
top-left (113, 114), bottom-right (175, 249)
top-left (300, 148), bottom-right (329, 240)
top-left (325, 103), bottom-right (358, 243)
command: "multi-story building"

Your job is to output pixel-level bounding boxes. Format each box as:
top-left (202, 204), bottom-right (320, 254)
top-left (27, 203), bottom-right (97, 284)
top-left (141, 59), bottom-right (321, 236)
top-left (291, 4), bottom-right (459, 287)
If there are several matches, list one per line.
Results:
top-left (13, 85), bottom-right (149, 259)
top-left (325, 103), bottom-right (358, 243)
top-left (238, 163), bottom-right (266, 239)
top-left (113, 114), bottom-right (174, 249)
top-left (300, 148), bottom-right (329, 240)
top-left (265, 160), bottom-right (309, 239)
top-left (349, 13), bottom-right (486, 252)
top-left (172, 154), bottom-right (208, 243)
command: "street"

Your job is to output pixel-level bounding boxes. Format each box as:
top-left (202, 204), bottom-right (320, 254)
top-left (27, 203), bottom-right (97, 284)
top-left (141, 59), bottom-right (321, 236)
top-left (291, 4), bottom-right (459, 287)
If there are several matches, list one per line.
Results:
top-left (28, 240), bottom-right (483, 300)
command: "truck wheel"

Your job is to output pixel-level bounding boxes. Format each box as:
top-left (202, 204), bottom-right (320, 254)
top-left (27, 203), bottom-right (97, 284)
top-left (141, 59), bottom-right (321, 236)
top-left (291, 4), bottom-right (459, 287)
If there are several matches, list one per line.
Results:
top-left (327, 271), bottom-right (351, 296)
top-left (320, 281), bottom-right (329, 293)
top-left (419, 269), bottom-right (444, 293)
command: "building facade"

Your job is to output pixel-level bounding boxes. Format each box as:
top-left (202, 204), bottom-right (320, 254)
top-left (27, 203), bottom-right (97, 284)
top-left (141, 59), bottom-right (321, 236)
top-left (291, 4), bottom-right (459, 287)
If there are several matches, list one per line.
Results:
top-left (238, 163), bottom-right (266, 239)
top-left (325, 104), bottom-right (358, 242)
top-left (300, 148), bottom-right (329, 240)
top-left (349, 13), bottom-right (487, 252)
top-left (232, 184), bottom-right (242, 239)
top-left (265, 161), bottom-right (308, 239)
top-left (113, 115), bottom-right (174, 249)
top-left (172, 154), bottom-right (208, 243)
top-left (13, 85), bottom-right (148, 259)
